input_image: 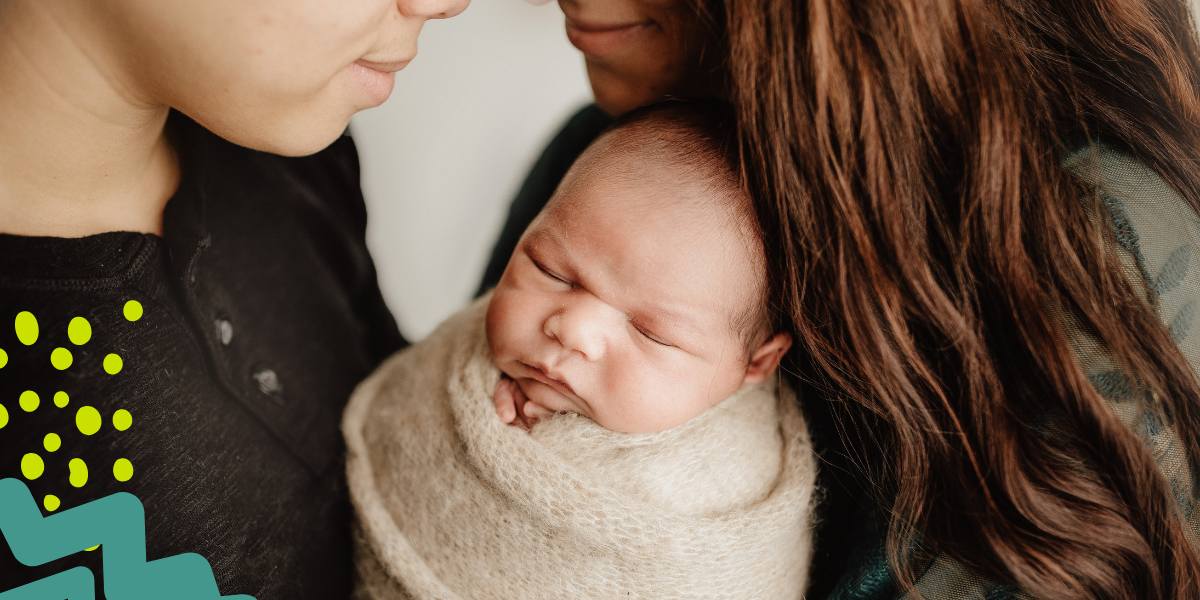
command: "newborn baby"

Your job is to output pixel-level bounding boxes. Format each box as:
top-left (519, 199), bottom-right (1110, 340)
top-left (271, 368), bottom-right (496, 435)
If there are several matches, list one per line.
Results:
top-left (344, 102), bottom-right (817, 600)
top-left (487, 107), bottom-right (793, 435)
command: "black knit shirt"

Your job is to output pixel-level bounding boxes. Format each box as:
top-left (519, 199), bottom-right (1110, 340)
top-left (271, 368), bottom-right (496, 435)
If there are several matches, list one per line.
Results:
top-left (0, 113), bottom-right (404, 599)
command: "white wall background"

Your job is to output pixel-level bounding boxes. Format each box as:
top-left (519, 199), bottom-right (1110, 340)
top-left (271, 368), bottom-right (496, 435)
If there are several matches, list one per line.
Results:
top-left (351, 0), bottom-right (592, 341)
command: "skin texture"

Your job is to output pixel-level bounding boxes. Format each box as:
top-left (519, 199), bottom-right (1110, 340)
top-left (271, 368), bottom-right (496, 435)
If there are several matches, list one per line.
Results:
top-left (487, 138), bottom-right (791, 434)
top-left (556, 0), bottom-right (720, 115)
top-left (0, 0), bottom-right (467, 237)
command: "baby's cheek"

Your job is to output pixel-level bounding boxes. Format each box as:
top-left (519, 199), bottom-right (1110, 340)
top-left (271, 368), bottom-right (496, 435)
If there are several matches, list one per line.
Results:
top-left (600, 362), bottom-right (677, 429)
top-left (486, 287), bottom-right (543, 352)
top-left (485, 298), bottom-right (519, 362)
top-left (633, 361), bottom-right (724, 430)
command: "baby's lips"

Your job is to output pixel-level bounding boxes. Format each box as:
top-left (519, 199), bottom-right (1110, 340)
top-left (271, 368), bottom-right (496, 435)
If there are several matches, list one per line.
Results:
top-left (522, 361), bottom-right (576, 397)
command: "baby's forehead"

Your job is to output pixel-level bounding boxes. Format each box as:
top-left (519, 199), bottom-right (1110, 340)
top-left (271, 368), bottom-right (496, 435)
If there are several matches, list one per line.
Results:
top-left (537, 101), bottom-right (768, 342)
top-left (554, 134), bottom-right (750, 224)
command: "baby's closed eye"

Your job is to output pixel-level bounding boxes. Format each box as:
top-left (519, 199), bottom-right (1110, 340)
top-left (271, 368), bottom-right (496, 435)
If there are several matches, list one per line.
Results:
top-left (632, 323), bottom-right (673, 347)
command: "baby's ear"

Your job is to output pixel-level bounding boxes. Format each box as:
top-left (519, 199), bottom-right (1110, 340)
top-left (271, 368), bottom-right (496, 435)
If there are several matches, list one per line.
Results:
top-left (742, 333), bottom-right (793, 385)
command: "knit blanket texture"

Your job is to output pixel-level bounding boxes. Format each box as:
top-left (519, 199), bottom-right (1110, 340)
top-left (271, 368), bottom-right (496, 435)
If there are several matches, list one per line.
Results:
top-left (344, 298), bottom-right (817, 600)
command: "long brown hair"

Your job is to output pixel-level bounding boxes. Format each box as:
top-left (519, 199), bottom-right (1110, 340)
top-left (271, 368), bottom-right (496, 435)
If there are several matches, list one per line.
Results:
top-left (715, 0), bottom-right (1200, 597)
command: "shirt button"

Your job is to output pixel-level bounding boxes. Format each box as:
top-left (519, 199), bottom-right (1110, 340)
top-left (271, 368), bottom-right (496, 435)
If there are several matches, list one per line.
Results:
top-left (253, 367), bottom-right (284, 398)
top-left (215, 319), bottom-right (233, 346)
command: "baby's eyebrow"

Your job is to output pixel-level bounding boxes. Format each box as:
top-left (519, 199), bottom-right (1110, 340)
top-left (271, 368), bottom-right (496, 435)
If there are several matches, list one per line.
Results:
top-left (523, 228), bottom-right (568, 259)
top-left (635, 305), bottom-right (707, 342)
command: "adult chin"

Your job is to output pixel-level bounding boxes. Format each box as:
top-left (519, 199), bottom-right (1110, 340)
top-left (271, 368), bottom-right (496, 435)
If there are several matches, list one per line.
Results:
top-left (185, 103), bottom-right (356, 158)
top-left (585, 60), bottom-right (664, 117)
top-left (257, 121), bottom-right (355, 158)
top-left (203, 64), bottom-right (402, 156)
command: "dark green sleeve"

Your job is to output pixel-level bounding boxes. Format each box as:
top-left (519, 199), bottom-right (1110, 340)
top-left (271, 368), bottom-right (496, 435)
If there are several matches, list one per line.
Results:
top-left (476, 104), bottom-right (612, 296)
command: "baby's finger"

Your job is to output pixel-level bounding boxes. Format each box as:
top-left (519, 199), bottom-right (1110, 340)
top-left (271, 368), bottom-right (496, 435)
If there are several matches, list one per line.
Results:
top-left (522, 401), bottom-right (553, 420)
top-left (493, 379), bottom-right (517, 423)
top-left (509, 381), bottom-right (529, 413)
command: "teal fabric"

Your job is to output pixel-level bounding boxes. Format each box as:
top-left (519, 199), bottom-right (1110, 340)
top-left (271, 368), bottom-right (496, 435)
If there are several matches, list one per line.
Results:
top-left (1059, 145), bottom-right (1200, 545)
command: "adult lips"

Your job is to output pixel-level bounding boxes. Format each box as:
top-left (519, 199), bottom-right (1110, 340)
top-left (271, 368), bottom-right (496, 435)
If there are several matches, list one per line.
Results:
top-left (564, 17), bottom-right (653, 56)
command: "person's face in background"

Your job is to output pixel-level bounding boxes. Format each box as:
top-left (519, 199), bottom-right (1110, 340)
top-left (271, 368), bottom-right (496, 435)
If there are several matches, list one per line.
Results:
top-left (87, 0), bottom-right (469, 156)
top-left (556, 0), bottom-right (722, 115)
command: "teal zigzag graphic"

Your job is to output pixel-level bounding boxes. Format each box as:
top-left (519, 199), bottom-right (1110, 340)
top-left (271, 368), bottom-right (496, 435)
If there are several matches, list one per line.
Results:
top-left (0, 478), bottom-right (255, 600)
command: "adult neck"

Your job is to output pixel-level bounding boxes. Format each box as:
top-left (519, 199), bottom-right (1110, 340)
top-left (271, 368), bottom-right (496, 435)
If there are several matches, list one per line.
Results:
top-left (0, 1), bottom-right (179, 238)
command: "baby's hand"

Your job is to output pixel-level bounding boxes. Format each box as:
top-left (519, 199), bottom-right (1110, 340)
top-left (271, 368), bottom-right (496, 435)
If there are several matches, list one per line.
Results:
top-left (492, 376), bottom-right (540, 429)
top-left (493, 376), bottom-right (524, 427)
top-left (494, 376), bottom-right (551, 430)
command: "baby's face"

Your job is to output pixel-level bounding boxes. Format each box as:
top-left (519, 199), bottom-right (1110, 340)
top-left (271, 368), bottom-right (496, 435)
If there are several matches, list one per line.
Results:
top-left (486, 164), bottom-right (777, 433)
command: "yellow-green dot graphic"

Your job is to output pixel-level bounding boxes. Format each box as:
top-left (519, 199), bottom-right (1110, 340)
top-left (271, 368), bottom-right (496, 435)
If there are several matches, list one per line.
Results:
top-left (104, 354), bottom-right (123, 375)
top-left (21, 453), bottom-right (44, 480)
top-left (113, 409), bottom-right (132, 431)
top-left (76, 406), bottom-right (101, 435)
top-left (69, 458), bottom-right (88, 487)
top-left (68, 316), bottom-right (92, 345)
top-left (19, 391), bottom-right (39, 412)
top-left (50, 347), bottom-right (73, 370)
top-left (15, 311), bottom-right (38, 345)
top-left (124, 300), bottom-right (143, 322)
top-left (114, 458), bottom-right (133, 482)
top-left (5, 303), bottom-right (144, 540)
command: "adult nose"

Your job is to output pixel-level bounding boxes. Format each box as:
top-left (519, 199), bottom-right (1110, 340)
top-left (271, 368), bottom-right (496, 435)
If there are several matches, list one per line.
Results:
top-left (543, 298), bottom-right (614, 361)
top-left (398, 0), bottom-right (470, 19)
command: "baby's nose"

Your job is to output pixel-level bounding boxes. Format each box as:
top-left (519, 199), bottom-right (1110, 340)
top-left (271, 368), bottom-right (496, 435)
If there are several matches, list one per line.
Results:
top-left (543, 300), bottom-right (613, 361)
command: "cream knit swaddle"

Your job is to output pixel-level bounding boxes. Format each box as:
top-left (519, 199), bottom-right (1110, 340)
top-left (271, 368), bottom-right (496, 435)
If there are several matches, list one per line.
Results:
top-left (344, 298), bottom-right (817, 600)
